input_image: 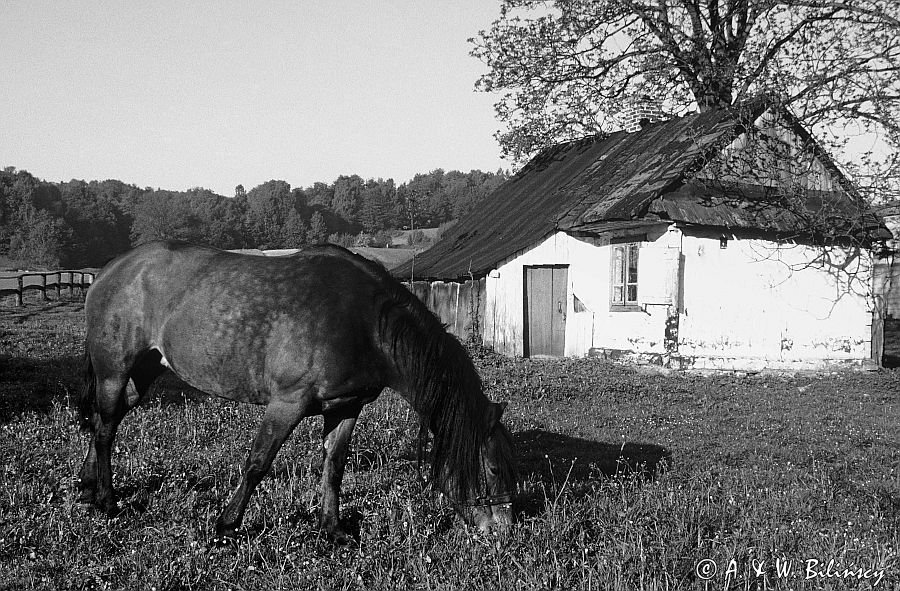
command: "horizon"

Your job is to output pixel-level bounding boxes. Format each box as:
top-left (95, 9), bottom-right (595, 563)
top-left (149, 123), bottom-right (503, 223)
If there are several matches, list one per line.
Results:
top-left (3, 163), bottom-right (511, 198)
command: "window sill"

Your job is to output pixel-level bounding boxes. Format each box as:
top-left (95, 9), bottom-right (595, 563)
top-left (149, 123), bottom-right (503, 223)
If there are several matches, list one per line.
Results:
top-left (609, 304), bottom-right (643, 313)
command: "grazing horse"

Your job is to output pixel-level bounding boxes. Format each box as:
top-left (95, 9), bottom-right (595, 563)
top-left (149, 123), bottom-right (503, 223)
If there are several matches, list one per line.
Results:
top-left (77, 241), bottom-right (517, 541)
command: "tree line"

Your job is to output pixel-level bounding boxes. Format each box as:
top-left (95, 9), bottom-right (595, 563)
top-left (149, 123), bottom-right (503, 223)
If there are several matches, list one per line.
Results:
top-left (0, 167), bottom-right (508, 269)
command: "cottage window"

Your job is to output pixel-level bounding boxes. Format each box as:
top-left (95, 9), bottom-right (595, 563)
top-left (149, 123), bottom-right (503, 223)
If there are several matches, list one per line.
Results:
top-left (611, 242), bottom-right (639, 309)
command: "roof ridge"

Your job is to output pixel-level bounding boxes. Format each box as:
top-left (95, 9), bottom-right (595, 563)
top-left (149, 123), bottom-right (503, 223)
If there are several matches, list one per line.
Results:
top-left (393, 99), bottom-right (873, 281)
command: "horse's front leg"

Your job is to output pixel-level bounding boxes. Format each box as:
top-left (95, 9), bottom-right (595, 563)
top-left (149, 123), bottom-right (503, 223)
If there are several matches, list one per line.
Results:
top-left (318, 402), bottom-right (363, 544)
top-left (215, 397), bottom-right (308, 538)
top-left (76, 425), bottom-right (99, 504)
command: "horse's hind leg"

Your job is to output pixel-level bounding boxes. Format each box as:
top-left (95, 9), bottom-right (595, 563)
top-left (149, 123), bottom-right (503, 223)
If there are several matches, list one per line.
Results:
top-left (83, 374), bottom-right (130, 514)
top-left (78, 351), bottom-right (164, 507)
top-left (215, 397), bottom-right (310, 538)
top-left (124, 350), bottom-right (165, 407)
top-left (319, 401), bottom-right (364, 544)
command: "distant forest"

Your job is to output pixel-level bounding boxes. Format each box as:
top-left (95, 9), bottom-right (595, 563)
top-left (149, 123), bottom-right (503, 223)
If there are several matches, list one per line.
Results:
top-left (0, 167), bottom-right (509, 269)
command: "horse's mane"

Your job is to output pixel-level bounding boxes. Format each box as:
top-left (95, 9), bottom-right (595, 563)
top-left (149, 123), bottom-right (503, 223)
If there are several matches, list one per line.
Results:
top-left (324, 246), bottom-right (490, 502)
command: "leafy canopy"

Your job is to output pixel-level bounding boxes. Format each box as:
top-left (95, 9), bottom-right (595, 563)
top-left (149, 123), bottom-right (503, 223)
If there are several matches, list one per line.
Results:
top-left (471, 0), bottom-right (900, 183)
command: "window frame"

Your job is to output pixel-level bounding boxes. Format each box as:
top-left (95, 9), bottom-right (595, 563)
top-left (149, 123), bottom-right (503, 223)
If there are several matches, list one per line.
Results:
top-left (609, 241), bottom-right (642, 312)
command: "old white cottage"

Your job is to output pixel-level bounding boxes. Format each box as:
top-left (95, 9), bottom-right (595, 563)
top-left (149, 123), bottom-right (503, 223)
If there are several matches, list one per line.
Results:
top-left (395, 102), bottom-right (891, 370)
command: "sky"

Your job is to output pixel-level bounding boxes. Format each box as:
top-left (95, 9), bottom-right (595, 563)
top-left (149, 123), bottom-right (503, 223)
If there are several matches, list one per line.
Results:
top-left (0, 1), bottom-right (508, 196)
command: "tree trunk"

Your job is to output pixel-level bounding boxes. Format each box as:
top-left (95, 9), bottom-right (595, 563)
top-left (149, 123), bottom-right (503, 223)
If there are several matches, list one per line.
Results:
top-left (695, 81), bottom-right (733, 112)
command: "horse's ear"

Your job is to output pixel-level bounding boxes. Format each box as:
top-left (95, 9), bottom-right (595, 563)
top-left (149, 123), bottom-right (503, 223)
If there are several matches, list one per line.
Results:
top-left (486, 401), bottom-right (507, 432)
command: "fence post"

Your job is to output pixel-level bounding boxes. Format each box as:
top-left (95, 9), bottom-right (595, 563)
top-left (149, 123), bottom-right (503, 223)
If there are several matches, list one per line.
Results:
top-left (16, 275), bottom-right (23, 306)
top-left (41, 274), bottom-right (48, 301)
top-left (55, 272), bottom-right (61, 299)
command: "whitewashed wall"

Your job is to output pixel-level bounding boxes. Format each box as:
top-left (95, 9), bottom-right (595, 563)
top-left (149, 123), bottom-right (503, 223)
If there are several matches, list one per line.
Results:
top-left (483, 231), bottom-right (593, 357)
top-left (678, 233), bottom-right (873, 368)
top-left (483, 227), bottom-right (677, 357)
top-left (483, 228), bottom-right (875, 369)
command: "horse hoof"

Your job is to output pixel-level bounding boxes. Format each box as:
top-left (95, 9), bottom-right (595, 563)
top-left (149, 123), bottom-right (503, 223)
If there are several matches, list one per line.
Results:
top-left (318, 515), bottom-right (350, 545)
top-left (319, 522), bottom-right (351, 545)
top-left (332, 528), bottom-right (351, 545)
top-left (211, 533), bottom-right (239, 547)
top-left (75, 488), bottom-right (95, 505)
top-left (101, 501), bottom-right (121, 518)
top-left (215, 520), bottom-right (239, 541)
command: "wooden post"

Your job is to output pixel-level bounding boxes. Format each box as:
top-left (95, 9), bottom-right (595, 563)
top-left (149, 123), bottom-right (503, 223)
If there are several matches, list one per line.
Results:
top-left (55, 272), bottom-right (61, 299)
top-left (69, 272), bottom-right (76, 296)
top-left (41, 274), bottom-right (49, 301)
top-left (16, 275), bottom-right (23, 307)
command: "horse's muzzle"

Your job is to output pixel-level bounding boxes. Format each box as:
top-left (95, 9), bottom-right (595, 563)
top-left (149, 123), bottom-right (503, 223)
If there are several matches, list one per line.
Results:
top-left (467, 498), bottom-right (514, 533)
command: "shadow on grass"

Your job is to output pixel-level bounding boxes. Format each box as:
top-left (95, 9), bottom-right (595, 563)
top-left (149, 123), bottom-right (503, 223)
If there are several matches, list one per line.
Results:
top-left (0, 354), bottom-right (208, 424)
top-left (513, 429), bottom-right (671, 519)
top-left (145, 371), bottom-right (212, 406)
top-left (0, 353), bottom-right (82, 422)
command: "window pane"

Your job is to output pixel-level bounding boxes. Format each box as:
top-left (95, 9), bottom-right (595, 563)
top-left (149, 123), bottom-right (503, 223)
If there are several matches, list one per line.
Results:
top-left (627, 284), bottom-right (638, 303)
top-left (627, 244), bottom-right (639, 284)
top-left (613, 247), bottom-right (625, 286)
top-left (611, 242), bottom-right (640, 307)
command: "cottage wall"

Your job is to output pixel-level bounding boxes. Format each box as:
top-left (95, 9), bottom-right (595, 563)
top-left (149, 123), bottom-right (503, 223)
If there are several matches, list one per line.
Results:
top-left (483, 232), bottom-right (593, 356)
top-left (677, 233), bottom-right (873, 368)
top-left (483, 228), bottom-right (679, 357)
top-left (482, 229), bottom-right (875, 370)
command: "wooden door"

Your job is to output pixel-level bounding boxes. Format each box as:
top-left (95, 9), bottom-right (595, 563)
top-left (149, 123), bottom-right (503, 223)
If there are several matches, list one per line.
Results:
top-left (524, 266), bottom-right (568, 357)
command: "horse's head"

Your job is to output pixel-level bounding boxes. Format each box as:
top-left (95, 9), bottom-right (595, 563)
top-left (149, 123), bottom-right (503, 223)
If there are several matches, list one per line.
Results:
top-left (451, 401), bottom-right (518, 533)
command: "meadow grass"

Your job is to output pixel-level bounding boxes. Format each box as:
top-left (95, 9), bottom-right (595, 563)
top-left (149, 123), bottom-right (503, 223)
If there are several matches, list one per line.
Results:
top-left (0, 300), bottom-right (898, 590)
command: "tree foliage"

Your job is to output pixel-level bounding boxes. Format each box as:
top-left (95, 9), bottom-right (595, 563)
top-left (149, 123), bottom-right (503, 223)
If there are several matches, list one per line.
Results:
top-left (0, 167), bottom-right (508, 269)
top-left (471, 0), bottom-right (900, 187)
top-left (130, 191), bottom-right (203, 245)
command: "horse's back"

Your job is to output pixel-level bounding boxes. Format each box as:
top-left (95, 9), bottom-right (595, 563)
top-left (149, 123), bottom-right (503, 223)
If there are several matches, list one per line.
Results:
top-left (85, 241), bottom-right (398, 401)
top-left (90, 240), bottom-right (385, 303)
top-left (87, 241), bottom-right (226, 337)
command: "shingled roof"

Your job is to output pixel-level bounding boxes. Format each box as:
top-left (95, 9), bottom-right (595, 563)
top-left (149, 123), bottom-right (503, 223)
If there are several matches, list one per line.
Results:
top-left (395, 102), bottom-right (887, 282)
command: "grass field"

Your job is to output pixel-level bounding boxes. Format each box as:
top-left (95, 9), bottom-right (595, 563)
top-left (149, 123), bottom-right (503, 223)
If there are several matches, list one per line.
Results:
top-left (0, 255), bottom-right (35, 273)
top-left (1, 299), bottom-right (898, 590)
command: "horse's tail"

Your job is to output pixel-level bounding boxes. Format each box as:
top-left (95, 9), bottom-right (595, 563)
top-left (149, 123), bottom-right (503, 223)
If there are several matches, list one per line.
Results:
top-left (79, 345), bottom-right (96, 432)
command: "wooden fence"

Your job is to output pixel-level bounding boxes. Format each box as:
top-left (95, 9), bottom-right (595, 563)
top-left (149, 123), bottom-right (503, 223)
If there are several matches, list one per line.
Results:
top-left (0, 270), bottom-right (96, 306)
top-left (405, 278), bottom-right (486, 343)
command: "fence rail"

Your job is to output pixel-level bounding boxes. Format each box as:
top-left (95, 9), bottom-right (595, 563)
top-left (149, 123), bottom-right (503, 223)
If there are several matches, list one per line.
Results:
top-left (0, 270), bottom-right (96, 306)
